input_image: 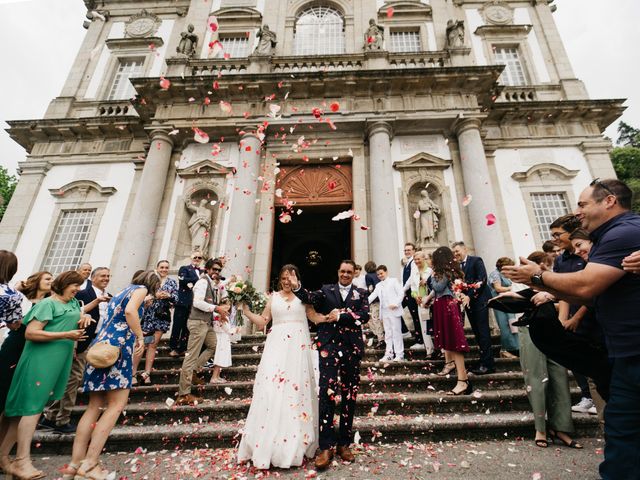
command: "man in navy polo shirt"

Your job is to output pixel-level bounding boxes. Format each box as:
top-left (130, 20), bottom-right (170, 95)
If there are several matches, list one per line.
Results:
top-left (504, 178), bottom-right (640, 480)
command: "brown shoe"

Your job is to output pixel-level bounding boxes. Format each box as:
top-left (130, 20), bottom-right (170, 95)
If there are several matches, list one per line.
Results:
top-left (175, 394), bottom-right (203, 406)
top-left (192, 373), bottom-right (206, 386)
top-left (336, 445), bottom-right (355, 462)
top-left (314, 448), bottom-right (334, 470)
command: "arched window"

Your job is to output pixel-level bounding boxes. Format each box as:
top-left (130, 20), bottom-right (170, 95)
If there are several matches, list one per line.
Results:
top-left (294, 5), bottom-right (345, 56)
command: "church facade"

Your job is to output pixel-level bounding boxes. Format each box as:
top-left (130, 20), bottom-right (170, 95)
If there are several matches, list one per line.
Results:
top-left (1, 0), bottom-right (625, 290)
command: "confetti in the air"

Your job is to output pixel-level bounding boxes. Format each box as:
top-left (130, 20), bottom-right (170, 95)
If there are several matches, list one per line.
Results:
top-left (485, 213), bottom-right (496, 226)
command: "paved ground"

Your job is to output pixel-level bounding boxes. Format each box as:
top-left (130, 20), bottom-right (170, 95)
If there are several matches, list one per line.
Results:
top-left (27, 437), bottom-right (604, 480)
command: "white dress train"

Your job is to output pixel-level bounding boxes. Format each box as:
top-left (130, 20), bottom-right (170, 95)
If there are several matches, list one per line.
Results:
top-left (237, 293), bottom-right (319, 469)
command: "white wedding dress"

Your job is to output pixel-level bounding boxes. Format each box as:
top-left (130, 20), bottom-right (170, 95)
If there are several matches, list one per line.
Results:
top-left (237, 293), bottom-right (319, 469)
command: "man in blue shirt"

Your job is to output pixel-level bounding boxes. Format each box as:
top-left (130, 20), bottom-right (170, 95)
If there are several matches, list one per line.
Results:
top-left (504, 179), bottom-right (640, 480)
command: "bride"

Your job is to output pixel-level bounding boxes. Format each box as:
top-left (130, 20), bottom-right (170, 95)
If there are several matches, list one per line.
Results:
top-left (238, 264), bottom-right (335, 469)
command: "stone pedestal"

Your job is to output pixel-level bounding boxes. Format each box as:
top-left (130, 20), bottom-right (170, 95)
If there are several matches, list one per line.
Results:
top-left (455, 118), bottom-right (506, 266)
top-left (367, 121), bottom-right (401, 276)
top-left (225, 131), bottom-right (262, 277)
top-left (111, 130), bottom-right (174, 288)
top-left (447, 47), bottom-right (472, 67)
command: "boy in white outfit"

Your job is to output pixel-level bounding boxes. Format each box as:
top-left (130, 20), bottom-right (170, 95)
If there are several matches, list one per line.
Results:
top-left (368, 265), bottom-right (405, 361)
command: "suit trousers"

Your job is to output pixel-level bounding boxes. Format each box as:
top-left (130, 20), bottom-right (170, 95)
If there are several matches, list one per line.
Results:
top-left (44, 351), bottom-right (87, 426)
top-left (178, 319), bottom-right (217, 396)
top-left (170, 304), bottom-right (191, 353)
top-left (519, 327), bottom-right (574, 434)
top-left (318, 344), bottom-right (361, 450)
top-left (403, 295), bottom-right (424, 344)
top-left (466, 300), bottom-right (495, 369)
top-left (382, 313), bottom-right (404, 359)
top-left (600, 355), bottom-right (640, 480)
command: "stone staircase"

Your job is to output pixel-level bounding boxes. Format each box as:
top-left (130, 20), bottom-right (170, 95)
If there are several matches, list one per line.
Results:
top-left (33, 330), bottom-right (600, 454)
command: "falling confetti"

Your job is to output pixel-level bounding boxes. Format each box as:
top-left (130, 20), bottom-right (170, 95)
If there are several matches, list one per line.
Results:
top-left (386, 6), bottom-right (395, 18)
top-left (219, 101), bottom-right (232, 114)
top-left (486, 213), bottom-right (496, 226)
top-left (462, 194), bottom-right (473, 206)
top-left (192, 127), bottom-right (209, 144)
top-left (159, 77), bottom-right (171, 90)
top-left (330, 102), bottom-right (340, 112)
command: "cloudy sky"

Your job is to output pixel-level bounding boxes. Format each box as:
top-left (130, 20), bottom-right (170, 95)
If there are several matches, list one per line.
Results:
top-left (0, 0), bottom-right (638, 175)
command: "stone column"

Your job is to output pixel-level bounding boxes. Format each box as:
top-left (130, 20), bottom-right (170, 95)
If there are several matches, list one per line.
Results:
top-left (224, 131), bottom-right (263, 277)
top-left (111, 129), bottom-right (174, 288)
top-left (367, 122), bottom-right (401, 276)
top-left (455, 118), bottom-right (506, 266)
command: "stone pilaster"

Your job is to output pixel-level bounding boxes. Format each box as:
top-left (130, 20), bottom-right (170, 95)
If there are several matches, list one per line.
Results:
top-left (111, 129), bottom-right (174, 288)
top-left (580, 139), bottom-right (617, 180)
top-left (0, 161), bottom-right (51, 251)
top-left (366, 121), bottom-right (401, 276)
top-left (455, 118), bottom-right (506, 267)
top-left (224, 131), bottom-right (263, 277)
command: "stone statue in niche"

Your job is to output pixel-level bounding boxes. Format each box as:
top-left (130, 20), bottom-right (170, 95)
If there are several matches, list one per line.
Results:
top-left (364, 19), bottom-right (384, 50)
top-left (446, 19), bottom-right (465, 48)
top-left (177, 24), bottom-right (199, 57)
top-left (186, 198), bottom-right (213, 254)
top-left (254, 25), bottom-right (277, 56)
top-left (415, 189), bottom-right (441, 245)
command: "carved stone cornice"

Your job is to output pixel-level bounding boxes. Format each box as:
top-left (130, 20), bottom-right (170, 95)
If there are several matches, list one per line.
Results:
top-left (17, 160), bottom-right (51, 176)
top-left (106, 37), bottom-right (164, 50)
top-left (177, 159), bottom-right (234, 178)
top-left (393, 152), bottom-right (452, 171)
top-left (511, 163), bottom-right (579, 183)
top-left (474, 24), bottom-right (532, 39)
top-left (453, 117), bottom-right (483, 136)
top-left (49, 180), bottom-right (117, 198)
top-left (365, 121), bottom-right (394, 140)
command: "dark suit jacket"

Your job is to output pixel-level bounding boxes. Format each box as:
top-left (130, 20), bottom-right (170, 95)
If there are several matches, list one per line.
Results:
top-left (402, 259), bottom-right (413, 285)
top-left (176, 264), bottom-right (202, 306)
top-left (295, 284), bottom-right (370, 358)
top-left (461, 255), bottom-right (491, 303)
top-left (76, 283), bottom-right (106, 354)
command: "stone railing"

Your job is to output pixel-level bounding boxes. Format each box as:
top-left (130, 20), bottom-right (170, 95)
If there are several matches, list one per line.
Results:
top-left (272, 54), bottom-right (365, 73)
top-left (189, 59), bottom-right (249, 76)
top-left (388, 51), bottom-right (449, 69)
top-left (498, 86), bottom-right (537, 102)
top-left (96, 101), bottom-right (136, 117)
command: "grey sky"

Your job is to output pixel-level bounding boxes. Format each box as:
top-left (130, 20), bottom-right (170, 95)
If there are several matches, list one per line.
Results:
top-left (0, 0), bottom-right (638, 176)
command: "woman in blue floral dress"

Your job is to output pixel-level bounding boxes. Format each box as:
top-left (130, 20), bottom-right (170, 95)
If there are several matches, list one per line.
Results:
top-left (134, 260), bottom-right (178, 384)
top-left (63, 271), bottom-right (160, 480)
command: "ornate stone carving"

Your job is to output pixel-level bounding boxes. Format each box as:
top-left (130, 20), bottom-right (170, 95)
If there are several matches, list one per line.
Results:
top-left (254, 25), bottom-right (277, 56)
top-left (176, 24), bottom-right (198, 57)
top-left (482, 1), bottom-right (514, 25)
top-left (49, 180), bottom-right (116, 198)
top-left (125, 9), bottom-right (161, 38)
top-left (278, 165), bottom-right (352, 206)
top-left (364, 19), bottom-right (384, 51)
top-left (511, 163), bottom-right (579, 183)
top-left (446, 19), bottom-right (465, 48)
top-left (415, 189), bottom-right (441, 245)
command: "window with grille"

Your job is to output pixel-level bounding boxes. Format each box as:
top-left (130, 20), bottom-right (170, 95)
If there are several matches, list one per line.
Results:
top-left (42, 210), bottom-right (96, 275)
top-left (530, 193), bottom-right (570, 241)
top-left (493, 46), bottom-right (527, 86)
top-left (294, 6), bottom-right (345, 56)
top-left (389, 30), bottom-right (421, 53)
top-left (107, 57), bottom-right (145, 100)
top-left (218, 35), bottom-right (249, 58)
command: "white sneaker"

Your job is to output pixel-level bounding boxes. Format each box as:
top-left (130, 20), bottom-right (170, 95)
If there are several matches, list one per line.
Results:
top-left (588, 406), bottom-right (598, 415)
top-left (392, 356), bottom-right (405, 362)
top-left (379, 354), bottom-right (394, 362)
top-left (409, 343), bottom-right (426, 351)
top-left (571, 397), bottom-right (595, 413)
top-left (402, 332), bottom-right (412, 339)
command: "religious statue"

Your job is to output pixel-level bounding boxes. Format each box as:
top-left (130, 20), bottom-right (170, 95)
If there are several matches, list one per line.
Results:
top-left (415, 190), bottom-right (441, 245)
top-left (364, 18), bottom-right (384, 50)
top-left (446, 19), bottom-right (465, 48)
top-left (186, 198), bottom-right (213, 254)
top-left (254, 24), bottom-right (277, 56)
top-left (176, 23), bottom-right (198, 57)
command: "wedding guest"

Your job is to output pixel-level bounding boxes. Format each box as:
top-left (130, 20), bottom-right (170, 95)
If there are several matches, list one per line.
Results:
top-left (0, 250), bottom-right (23, 345)
top-left (77, 263), bottom-right (93, 290)
top-left (176, 258), bottom-right (230, 405)
top-left (170, 252), bottom-right (203, 357)
top-left (364, 261), bottom-right (384, 346)
top-left (452, 241), bottom-right (495, 375)
top-left (423, 247), bottom-right (472, 395)
top-left (0, 271), bottom-right (87, 480)
top-left (488, 257), bottom-right (519, 358)
top-left (133, 260), bottom-right (178, 385)
top-left (64, 270), bottom-right (160, 480)
top-left (542, 240), bottom-right (562, 259)
top-left (353, 264), bottom-right (366, 290)
top-left (402, 243), bottom-right (425, 350)
top-left (368, 265), bottom-right (405, 361)
top-left (519, 251), bottom-right (581, 449)
top-left (408, 251), bottom-right (435, 356)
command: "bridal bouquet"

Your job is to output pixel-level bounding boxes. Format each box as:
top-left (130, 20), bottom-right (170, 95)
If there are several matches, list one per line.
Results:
top-left (226, 279), bottom-right (255, 326)
top-left (451, 279), bottom-right (482, 310)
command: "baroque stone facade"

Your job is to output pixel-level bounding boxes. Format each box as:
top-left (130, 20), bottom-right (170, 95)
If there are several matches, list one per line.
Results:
top-left (1, 0), bottom-right (625, 290)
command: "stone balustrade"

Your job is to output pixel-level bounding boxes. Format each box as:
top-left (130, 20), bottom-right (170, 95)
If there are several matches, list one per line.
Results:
top-left (498, 86), bottom-right (537, 102)
top-left (96, 101), bottom-right (136, 116)
top-left (388, 52), bottom-right (449, 69)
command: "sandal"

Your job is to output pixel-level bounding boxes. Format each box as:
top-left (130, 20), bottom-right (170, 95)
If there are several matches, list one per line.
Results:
top-left (535, 438), bottom-right (548, 448)
top-left (437, 361), bottom-right (456, 377)
top-left (548, 430), bottom-right (583, 449)
top-left (59, 462), bottom-right (80, 480)
top-left (131, 375), bottom-right (138, 386)
top-left (447, 379), bottom-right (473, 396)
top-left (10, 457), bottom-right (45, 480)
top-left (210, 377), bottom-right (227, 384)
top-left (139, 371), bottom-right (152, 385)
top-left (76, 461), bottom-right (110, 480)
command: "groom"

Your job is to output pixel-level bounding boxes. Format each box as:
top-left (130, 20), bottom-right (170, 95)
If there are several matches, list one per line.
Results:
top-left (292, 260), bottom-right (370, 470)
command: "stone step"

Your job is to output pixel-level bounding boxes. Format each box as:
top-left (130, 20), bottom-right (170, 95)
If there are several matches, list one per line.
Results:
top-left (77, 370), bottom-right (551, 404)
top-left (33, 410), bottom-right (600, 455)
top-left (70, 388), bottom-right (585, 426)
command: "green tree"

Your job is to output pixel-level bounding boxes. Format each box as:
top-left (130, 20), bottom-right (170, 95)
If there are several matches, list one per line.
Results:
top-left (0, 166), bottom-right (17, 222)
top-left (616, 121), bottom-right (640, 148)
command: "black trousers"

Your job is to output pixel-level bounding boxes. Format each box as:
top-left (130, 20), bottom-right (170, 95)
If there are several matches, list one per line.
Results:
top-left (169, 304), bottom-right (191, 353)
top-left (403, 295), bottom-right (424, 344)
top-left (466, 301), bottom-right (495, 369)
top-left (318, 343), bottom-right (361, 450)
top-left (528, 313), bottom-right (611, 401)
top-left (0, 325), bottom-right (26, 412)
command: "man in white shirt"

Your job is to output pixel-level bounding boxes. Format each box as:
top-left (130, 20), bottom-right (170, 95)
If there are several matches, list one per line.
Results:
top-left (368, 265), bottom-right (406, 361)
top-left (176, 258), bottom-right (230, 405)
top-left (77, 263), bottom-right (92, 290)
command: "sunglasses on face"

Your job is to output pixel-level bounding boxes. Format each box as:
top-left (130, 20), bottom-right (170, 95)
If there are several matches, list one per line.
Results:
top-left (192, 256), bottom-right (203, 260)
top-left (211, 268), bottom-right (222, 273)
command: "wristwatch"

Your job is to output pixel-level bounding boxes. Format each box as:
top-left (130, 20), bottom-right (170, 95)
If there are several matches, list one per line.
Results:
top-left (530, 271), bottom-right (545, 287)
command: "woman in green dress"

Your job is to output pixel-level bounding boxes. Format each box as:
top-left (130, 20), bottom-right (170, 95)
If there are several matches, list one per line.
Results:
top-left (0, 270), bottom-right (89, 480)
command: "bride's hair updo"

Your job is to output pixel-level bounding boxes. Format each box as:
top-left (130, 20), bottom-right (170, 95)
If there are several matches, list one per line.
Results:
top-left (278, 264), bottom-right (300, 291)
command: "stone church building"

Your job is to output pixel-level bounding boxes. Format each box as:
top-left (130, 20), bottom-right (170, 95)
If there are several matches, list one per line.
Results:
top-left (0, 0), bottom-right (624, 290)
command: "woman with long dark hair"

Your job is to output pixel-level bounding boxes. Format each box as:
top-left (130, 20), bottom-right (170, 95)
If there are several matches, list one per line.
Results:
top-left (423, 247), bottom-right (472, 395)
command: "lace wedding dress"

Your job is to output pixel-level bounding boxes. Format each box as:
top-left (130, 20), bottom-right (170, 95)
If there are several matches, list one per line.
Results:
top-left (237, 293), bottom-right (319, 469)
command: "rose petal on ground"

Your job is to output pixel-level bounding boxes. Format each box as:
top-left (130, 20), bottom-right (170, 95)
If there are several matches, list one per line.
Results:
top-left (486, 213), bottom-right (496, 226)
